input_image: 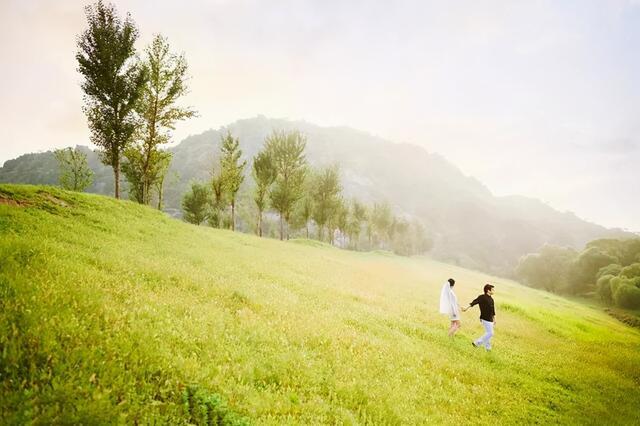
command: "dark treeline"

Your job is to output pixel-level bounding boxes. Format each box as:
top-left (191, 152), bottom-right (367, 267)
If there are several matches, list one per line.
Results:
top-left (182, 130), bottom-right (432, 256)
top-left (516, 238), bottom-right (640, 309)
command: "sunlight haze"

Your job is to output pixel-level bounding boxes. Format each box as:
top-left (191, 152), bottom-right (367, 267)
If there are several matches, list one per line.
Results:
top-left (0, 0), bottom-right (639, 230)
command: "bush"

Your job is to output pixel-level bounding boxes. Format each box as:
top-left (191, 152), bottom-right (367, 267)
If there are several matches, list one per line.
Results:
top-left (182, 182), bottom-right (210, 225)
top-left (613, 283), bottom-right (640, 309)
top-left (610, 277), bottom-right (623, 295)
top-left (596, 274), bottom-right (615, 303)
top-left (620, 263), bottom-right (640, 279)
top-left (182, 386), bottom-right (248, 425)
top-left (597, 264), bottom-right (622, 279)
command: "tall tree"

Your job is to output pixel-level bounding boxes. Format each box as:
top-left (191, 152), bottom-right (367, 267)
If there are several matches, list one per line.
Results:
top-left (265, 130), bottom-right (307, 240)
top-left (297, 194), bottom-right (314, 239)
top-left (209, 163), bottom-right (226, 228)
top-left (153, 152), bottom-right (172, 210)
top-left (328, 198), bottom-right (348, 246)
top-left (348, 199), bottom-right (367, 249)
top-left (76, 0), bottom-right (147, 199)
top-left (371, 202), bottom-right (393, 249)
top-left (125, 34), bottom-right (196, 205)
top-left (54, 147), bottom-right (94, 192)
top-left (220, 132), bottom-right (246, 231)
top-left (252, 150), bottom-right (276, 237)
top-left (310, 166), bottom-right (341, 241)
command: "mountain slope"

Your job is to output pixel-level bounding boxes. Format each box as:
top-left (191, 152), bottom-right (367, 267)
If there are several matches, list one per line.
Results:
top-left (0, 116), bottom-right (629, 274)
top-left (1, 184), bottom-right (639, 424)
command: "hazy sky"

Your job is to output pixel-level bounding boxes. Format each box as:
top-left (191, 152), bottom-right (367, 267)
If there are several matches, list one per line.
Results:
top-left (1, 0), bottom-right (639, 231)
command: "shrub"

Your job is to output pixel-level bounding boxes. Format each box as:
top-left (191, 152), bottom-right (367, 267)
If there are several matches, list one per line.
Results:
top-left (182, 182), bottom-right (210, 225)
top-left (609, 277), bottom-right (623, 295)
top-left (596, 274), bottom-right (615, 303)
top-left (182, 386), bottom-right (248, 425)
top-left (630, 276), bottom-right (640, 289)
top-left (613, 283), bottom-right (640, 309)
top-left (597, 264), bottom-right (622, 279)
top-left (620, 263), bottom-right (640, 279)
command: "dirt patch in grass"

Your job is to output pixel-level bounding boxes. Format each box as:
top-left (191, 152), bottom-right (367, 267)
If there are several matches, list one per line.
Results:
top-left (41, 194), bottom-right (69, 207)
top-left (0, 195), bottom-right (31, 207)
top-left (605, 308), bottom-right (640, 329)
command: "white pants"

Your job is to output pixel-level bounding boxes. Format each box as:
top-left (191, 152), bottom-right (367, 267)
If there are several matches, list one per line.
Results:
top-left (474, 319), bottom-right (494, 350)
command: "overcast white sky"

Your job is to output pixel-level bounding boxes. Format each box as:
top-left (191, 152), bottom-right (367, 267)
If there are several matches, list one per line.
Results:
top-left (1, 0), bottom-right (639, 231)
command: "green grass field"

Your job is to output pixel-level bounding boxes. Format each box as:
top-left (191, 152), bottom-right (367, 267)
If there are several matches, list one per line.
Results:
top-left (1, 184), bottom-right (639, 425)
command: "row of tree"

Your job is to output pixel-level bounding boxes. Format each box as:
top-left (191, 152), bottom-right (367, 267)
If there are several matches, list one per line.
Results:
top-left (182, 130), bottom-right (432, 255)
top-left (75, 1), bottom-right (194, 207)
top-left (72, 1), bottom-right (431, 257)
top-left (516, 238), bottom-right (640, 309)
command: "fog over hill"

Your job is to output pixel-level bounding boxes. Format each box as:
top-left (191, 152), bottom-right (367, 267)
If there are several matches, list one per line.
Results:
top-left (0, 116), bottom-right (629, 274)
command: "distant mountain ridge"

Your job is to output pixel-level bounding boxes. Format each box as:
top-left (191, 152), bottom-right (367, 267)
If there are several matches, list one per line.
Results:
top-left (0, 115), bottom-right (629, 274)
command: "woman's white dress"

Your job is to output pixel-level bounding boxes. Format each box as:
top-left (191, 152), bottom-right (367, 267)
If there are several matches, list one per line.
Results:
top-left (439, 282), bottom-right (460, 321)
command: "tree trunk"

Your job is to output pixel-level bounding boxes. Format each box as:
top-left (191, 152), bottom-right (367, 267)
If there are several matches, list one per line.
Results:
top-left (114, 156), bottom-right (120, 199)
top-left (157, 181), bottom-right (163, 210)
top-left (306, 223), bottom-right (309, 239)
top-left (279, 214), bottom-right (284, 240)
top-left (231, 200), bottom-right (235, 231)
top-left (257, 210), bottom-right (262, 237)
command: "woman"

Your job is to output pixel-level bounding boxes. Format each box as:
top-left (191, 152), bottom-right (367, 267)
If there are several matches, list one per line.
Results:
top-left (439, 278), bottom-right (461, 337)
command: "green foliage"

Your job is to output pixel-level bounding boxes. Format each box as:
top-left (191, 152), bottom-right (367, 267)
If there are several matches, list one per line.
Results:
top-left (596, 274), bottom-right (615, 303)
top-left (124, 34), bottom-right (195, 206)
top-left (520, 238), bottom-right (640, 308)
top-left (310, 166), bottom-right (341, 241)
top-left (182, 386), bottom-right (249, 425)
top-left (209, 161), bottom-right (226, 229)
top-left (220, 132), bottom-right (247, 231)
top-left (348, 199), bottom-right (367, 246)
top-left (121, 146), bottom-right (145, 203)
top-left (568, 248), bottom-right (617, 294)
top-left (152, 153), bottom-right (173, 210)
top-left (515, 245), bottom-right (578, 293)
top-left (2, 185), bottom-right (640, 424)
top-left (613, 284), bottom-right (640, 309)
top-left (122, 148), bottom-right (172, 207)
top-left (327, 197), bottom-right (347, 245)
top-left (291, 192), bottom-right (313, 238)
top-left (76, 0), bottom-right (147, 199)
top-left (587, 238), bottom-right (640, 267)
top-left (370, 202), bottom-right (393, 249)
top-left (620, 263), bottom-right (640, 279)
top-left (597, 263), bottom-right (622, 279)
top-left (182, 182), bottom-right (210, 225)
top-left (53, 147), bottom-right (93, 191)
top-left (609, 276), bottom-right (623, 295)
top-left (390, 219), bottom-right (433, 256)
top-left (265, 130), bottom-right (307, 240)
top-left (252, 149), bottom-right (276, 237)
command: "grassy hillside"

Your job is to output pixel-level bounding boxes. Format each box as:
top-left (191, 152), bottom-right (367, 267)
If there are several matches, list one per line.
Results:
top-left (1, 185), bottom-right (639, 425)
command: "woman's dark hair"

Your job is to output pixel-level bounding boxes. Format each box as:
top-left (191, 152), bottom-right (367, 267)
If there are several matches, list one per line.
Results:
top-left (448, 278), bottom-right (455, 286)
top-left (484, 284), bottom-right (494, 294)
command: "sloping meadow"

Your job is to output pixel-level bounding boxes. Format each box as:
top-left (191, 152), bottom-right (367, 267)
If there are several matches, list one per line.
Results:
top-left (1, 185), bottom-right (639, 424)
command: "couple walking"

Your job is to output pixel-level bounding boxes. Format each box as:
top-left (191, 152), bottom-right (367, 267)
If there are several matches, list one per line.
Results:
top-left (439, 278), bottom-right (496, 351)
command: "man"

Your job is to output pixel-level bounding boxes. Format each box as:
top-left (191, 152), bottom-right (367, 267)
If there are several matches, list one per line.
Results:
top-left (462, 284), bottom-right (495, 351)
